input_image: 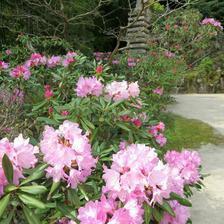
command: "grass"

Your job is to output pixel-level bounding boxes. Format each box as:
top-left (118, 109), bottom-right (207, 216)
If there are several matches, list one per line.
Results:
top-left (163, 113), bottom-right (224, 151)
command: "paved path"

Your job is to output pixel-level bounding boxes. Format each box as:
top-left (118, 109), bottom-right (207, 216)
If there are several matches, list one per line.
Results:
top-left (168, 94), bottom-right (224, 224)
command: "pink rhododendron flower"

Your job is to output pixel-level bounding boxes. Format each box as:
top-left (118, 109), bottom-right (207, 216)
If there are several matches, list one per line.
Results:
top-left (161, 201), bottom-right (190, 224)
top-left (96, 65), bottom-right (104, 74)
top-left (112, 60), bottom-right (119, 65)
top-left (127, 58), bottom-right (138, 67)
top-left (47, 56), bottom-right (61, 68)
top-left (48, 107), bottom-right (54, 115)
top-left (0, 61), bottom-right (9, 70)
top-left (105, 81), bottom-right (140, 101)
top-left (10, 65), bottom-right (31, 80)
top-left (165, 150), bottom-right (201, 184)
top-left (149, 122), bottom-right (166, 147)
top-left (132, 118), bottom-right (142, 128)
top-left (164, 51), bottom-right (175, 58)
top-left (153, 87), bottom-right (163, 95)
top-left (40, 120), bottom-right (97, 188)
top-left (201, 18), bottom-right (223, 30)
top-left (44, 85), bottom-right (54, 100)
top-left (5, 49), bottom-right (12, 55)
top-left (61, 110), bottom-right (69, 116)
top-left (128, 82), bottom-right (140, 98)
top-left (0, 135), bottom-right (38, 195)
top-left (105, 81), bottom-right (129, 101)
top-left (76, 76), bottom-right (103, 97)
top-left (66, 51), bottom-right (77, 58)
top-left (62, 57), bottom-right (75, 67)
top-left (25, 53), bottom-right (46, 67)
top-left (103, 143), bottom-right (171, 205)
top-left (155, 133), bottom-right (167, 147)
top-left (77, 196), bottom-right (143, 224)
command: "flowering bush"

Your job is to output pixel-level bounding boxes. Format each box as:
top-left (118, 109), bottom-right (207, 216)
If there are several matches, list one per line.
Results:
top-left (0, 45), bottom-right (204, 223)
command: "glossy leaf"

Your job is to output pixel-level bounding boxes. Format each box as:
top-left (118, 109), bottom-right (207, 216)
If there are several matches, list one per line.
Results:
top-left (18, 193), bottom-right (46, 209)
top-left (0, 194), bottom-right (10, 218)
top-left (2, 154), bottom-right (14, 184)
top-left (23, 205), bottom-right (41, 224)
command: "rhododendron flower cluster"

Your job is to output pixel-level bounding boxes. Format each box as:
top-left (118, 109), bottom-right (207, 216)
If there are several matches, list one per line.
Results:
top-left (44, 85), bottom-right (54, 100)
top-left (105, 81), bottom-right (140, 101)
top-left (165, 150), bottom-right (201, 184)
top-left (62, 51), bottom-right (77, 67)
top-left (47, 55), bottom-right (61, 68)
top-left (161, 201), bottom-right (190, 224)
top-left (149, 122), bottom-right (167, 147)
top-left (5, 49), bottom-right (12, 55)
top-left (201, 18), bottom-right (223, 30)
top-left (25, 53), bottom-right (47, 67)
top-left (10, 65), bottom-right (31, 80)
top-left (0, 61), bottom-right (9, 70)
top-left (0, 134), bottom-right (39, 195)
top-left (77, 195), bottom-right (143, 224)
top-left (153, 87), bottom-right (164, 96)
top-left (95, 65), bottom-right (104, 74)
top-left (164, 51), bottom-right (175, 58)
top-left (103, 143), bottom-right (171, 205)
top-left (40, 120), bottom-right (97, 188)
top-left (127, 58), bottom-right (139, 67)
top-left (76, 76), bottom-right (103, 97)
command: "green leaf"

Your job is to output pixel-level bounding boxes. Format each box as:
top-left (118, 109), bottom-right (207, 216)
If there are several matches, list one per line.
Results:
top-left (47, 182), bottom-right (60, 200)
top-left (78, 185), bottom-right (89, 201)
top-left (81, 118), bottom-right (95, 130)
top-left (0, 209), bottom-right (14, 224)
top-left (67, 189), bottom-right (81, 207)
top-left (32, 101), bottom-right (47, 112)
top-left (20, 185), bottom-right (47, 195)
top-left (23, 205), bottom-right (41, 224)
top-left (169, 192), bottom-right (192, 207)
top-left (56, 203), bottom-right (77, 220)
top-left (20, 164), bottom-right (48, 186)
top-left (18, 193), bottom-right (46, 209)
top-left (2, 154), bottom-right (14, 184)
top-left (152, 207), bottom-right (163, 223)
top-left (143, 202), bottom-right (152, 224)
top-left (117, 123), bottom-right (130, 132)
top-left (159, 201), bottom-right (175, 217)
top-left (0, 194), bottom-right (10, 218)
top-left (4, 184), bottom-right (18, 193)
top-left (36, 117), bottom-right (58, 125)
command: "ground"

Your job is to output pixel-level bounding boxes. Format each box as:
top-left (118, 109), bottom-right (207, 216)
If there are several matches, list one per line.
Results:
top-left (168, 94), bottom-right (224, 224)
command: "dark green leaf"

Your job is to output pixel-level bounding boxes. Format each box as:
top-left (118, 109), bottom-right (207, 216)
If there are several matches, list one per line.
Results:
top-left (143, 202), bottom-right (152, 224)
top-left (18, 193), bottom-right (46, 209)
top-left (56, 203), bottom-right (77, 220)
top-left (47, 182), bottom-right (60, 200)
top-left (20, 164), bottom-right (48, 186)
top-left (20, 185), bottom-right (47, 195)
top-left (23, 205), bottom-right (41, 224)
top-left (170, 192), bottom-right (192, 207)
top-left (152, 207), bottom-right (163, 223)
top-left (0, 194), bottom-right (10, 218)
top-left (2, 154), bottom-right (14, 184)
top-left (159, 201), bottom-right (175, 217)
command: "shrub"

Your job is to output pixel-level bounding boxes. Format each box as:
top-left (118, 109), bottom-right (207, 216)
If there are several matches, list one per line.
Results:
top-left (0, 45), bottom-right (203, 223)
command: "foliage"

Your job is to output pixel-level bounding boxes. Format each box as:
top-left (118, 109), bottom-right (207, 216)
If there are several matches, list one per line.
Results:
top-left (0, 44), bottom-right (204, 223)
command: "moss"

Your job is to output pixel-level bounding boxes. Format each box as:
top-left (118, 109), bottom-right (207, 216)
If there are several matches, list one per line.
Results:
top-left (163, 113), bottom-right (224, 151)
